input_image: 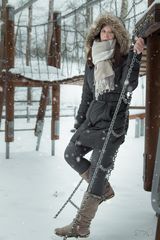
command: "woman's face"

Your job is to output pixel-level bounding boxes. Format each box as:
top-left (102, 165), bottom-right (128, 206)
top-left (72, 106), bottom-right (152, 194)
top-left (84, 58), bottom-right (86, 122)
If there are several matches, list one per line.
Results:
top-left (100, 25), bottom-right (114, 41)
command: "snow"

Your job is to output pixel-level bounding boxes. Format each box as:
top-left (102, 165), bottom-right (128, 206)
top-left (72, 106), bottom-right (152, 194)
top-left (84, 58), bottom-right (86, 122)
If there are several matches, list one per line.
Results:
top-left (0, 115), bottom-right (157, 240)
top-left (10, 59), bottom-right (84, 81)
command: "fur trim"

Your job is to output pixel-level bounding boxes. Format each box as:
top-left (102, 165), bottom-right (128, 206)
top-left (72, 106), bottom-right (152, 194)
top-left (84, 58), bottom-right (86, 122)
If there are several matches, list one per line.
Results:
top-left (86, 13), bottom-right (130, 56)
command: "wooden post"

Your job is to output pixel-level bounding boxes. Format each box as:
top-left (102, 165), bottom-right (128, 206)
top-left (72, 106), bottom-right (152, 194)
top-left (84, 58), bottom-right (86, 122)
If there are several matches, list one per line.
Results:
top-left (35, 85), bottom-right (49, 150)
top-left (0, 81), bottom-right (4, 127)
top-left (2, 5), bottom-right (15, 158)
top-left (120, 0), bottom-right (128, 22)
top-left (5, 74), bottom-right (14, 143)
top-left (5, 73), bottom-right (14, 159)
top-left (155, 216), bottom-right (160, 240)
top-left (135, 2), bottom-right (160, 191)
top-left (0, 1), bottom-right (8, 125)
top-left (47, 11), bottom-right (61, 68)
top-left (26, 6), bottom-right (33, 115)
top-left (143, 1), bottom-right (160, 191)
top-left (51, 83), bottom-right (60, 155)
top-left (135, 6), bottom-right (160, 239)
top-left (86, 0), bottom-right (93, 28)
top-left (144, 28), bottom-right (160, 191)
top-left (4, 5), bottom-right (15, 70)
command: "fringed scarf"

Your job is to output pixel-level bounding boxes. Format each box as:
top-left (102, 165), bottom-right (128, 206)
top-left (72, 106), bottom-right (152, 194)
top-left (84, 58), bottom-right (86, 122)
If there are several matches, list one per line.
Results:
top-left (92, 39), bottom-right (116, 99)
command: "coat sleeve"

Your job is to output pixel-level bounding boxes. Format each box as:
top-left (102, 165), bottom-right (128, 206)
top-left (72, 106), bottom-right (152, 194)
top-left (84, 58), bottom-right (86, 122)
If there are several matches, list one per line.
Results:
top-left (121, 49), bottom-right (142, 92)
top-left (74, 64), bottom-right (93, 129)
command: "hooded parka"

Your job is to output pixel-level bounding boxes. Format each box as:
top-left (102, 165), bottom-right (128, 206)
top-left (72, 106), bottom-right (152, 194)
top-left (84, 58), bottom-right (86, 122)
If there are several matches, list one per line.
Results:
top-left (71, 13), bottom-right (142, 149)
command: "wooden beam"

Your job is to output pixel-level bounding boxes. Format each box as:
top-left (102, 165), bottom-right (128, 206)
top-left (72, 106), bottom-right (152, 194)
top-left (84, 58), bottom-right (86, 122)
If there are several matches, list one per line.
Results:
top-left (9, 73), bottom-right (84, 87)
top-left (141, 60), bottom-right (147, 64)
top-left (129, 113), bottom-right (145, 120)
top-left (130, 106), bottom-right (145, 110)
top-left (140, 63), bottom-right (147, 67)
top-left (135, 2), bottom-right (160, 38)
top-left (35, 85), bottom-right (49, 127)
top-left (34, 85), bottom-right (49, 150)
top-left (139, 74), bottom-right (146, 77)
top-left (139, 46), bottom-right (147, 75)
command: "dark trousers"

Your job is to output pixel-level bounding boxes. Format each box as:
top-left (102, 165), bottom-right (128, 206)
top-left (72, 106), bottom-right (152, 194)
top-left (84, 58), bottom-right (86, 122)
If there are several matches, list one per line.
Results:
top-left (64, 140), bottom-right (120, 196)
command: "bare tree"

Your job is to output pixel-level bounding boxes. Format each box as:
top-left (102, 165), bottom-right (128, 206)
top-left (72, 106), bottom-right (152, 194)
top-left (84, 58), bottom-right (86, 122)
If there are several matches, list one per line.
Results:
top-left (0, 0), bottom-right (8, 72)
top-left (26, 5), bottom-right (32, 66)
top-left (86, 0), bottom-right (93, 29)
top-left (120, 0), bottom-right (128, 22)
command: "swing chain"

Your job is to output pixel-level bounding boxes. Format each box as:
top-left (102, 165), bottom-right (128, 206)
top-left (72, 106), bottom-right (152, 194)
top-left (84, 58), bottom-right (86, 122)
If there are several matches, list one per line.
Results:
top-left (88, 52), bottom-right (138, 192)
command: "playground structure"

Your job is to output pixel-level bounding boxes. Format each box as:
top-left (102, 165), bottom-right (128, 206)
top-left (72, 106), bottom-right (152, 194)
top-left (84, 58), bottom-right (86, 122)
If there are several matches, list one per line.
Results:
top-left (0, 0), bottom-right (147, 158)
top-left (0, 3), bottom-right (84, 158)
top-left (0, 0), bottom-right (160, 239)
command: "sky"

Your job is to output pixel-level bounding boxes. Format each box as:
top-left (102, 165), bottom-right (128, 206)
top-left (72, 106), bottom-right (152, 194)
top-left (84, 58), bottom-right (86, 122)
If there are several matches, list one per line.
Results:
top-left (9, 0), bottom-right (77, 12)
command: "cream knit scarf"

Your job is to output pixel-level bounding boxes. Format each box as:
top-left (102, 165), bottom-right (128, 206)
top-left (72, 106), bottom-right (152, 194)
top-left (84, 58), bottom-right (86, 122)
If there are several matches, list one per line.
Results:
top-left (92, 39), bottom-right (116, 99)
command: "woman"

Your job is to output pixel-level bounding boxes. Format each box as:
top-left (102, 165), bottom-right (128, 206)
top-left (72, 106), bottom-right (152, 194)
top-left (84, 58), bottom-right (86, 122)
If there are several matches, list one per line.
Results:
top-left (55, 12), bottom-right (144, 238)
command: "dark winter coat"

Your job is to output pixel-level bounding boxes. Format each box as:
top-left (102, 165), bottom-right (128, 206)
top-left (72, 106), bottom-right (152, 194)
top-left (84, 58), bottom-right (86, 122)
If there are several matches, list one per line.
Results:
top-left (70, 13), bottom-right (142, 149)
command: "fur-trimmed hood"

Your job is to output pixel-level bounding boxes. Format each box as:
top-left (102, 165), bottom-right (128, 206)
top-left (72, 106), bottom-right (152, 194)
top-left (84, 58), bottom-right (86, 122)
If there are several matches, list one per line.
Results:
top-left (86, 13), bottom-right (130, 56)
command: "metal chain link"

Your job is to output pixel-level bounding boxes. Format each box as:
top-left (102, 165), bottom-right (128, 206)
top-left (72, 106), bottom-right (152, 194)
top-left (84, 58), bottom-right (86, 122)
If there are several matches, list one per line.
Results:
top-left (54, 179), bottom-right (83, 218)
top-left (131, 0), bottom-right (137, 42)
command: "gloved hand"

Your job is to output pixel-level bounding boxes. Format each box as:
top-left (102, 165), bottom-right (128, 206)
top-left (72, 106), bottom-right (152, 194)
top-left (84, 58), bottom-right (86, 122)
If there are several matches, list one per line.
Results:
top-left (70, 119), bottom-right (80, 133)
top-left (74, 119), bottom-right (81, 130)
top-left (70, 128), bottom-right (76, 133)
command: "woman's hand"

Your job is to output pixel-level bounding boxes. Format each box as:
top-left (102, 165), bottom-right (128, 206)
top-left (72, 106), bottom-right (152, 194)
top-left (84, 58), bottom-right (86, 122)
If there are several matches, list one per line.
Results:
top-left (133, 37), bottom-right (144, 54)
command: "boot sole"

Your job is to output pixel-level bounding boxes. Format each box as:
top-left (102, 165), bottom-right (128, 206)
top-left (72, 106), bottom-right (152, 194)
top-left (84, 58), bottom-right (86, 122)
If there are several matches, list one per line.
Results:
top-left (55, 232), bottom-right (89, 239)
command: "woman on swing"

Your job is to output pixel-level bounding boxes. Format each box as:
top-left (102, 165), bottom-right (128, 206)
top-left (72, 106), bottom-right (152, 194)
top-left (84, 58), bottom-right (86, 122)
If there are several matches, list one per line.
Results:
top-left (55, 12), bottom-right (144, 238)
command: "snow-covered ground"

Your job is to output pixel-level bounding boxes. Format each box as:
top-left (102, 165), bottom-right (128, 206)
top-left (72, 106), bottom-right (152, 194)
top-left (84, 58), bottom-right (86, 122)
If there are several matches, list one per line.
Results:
top-left (0, 114), bottom-right (157, 240)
